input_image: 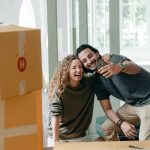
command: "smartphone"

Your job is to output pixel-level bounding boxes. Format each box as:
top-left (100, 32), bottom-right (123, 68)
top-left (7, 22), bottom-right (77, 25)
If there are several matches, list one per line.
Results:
top-left (96, 57), bottom-right (106, 70)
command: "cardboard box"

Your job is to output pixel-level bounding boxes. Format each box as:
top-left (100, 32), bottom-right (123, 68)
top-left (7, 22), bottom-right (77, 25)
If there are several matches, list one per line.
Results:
top-left (0, 25), bottom-right (42, 99)
top-left (0, 90), bottom-right (43, 150)
top-left (54, 141), bottom-right (150, 150)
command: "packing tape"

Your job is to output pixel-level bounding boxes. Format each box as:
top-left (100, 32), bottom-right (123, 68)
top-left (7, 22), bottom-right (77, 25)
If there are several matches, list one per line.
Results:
top-left (18, 31), bottom-right (26, 95)
top-left (18, 31), bottom-right (25, 57)
top-left (18, 80), bottom-right (26, 95)
top-left (0, 124), bottom-right (37, 138)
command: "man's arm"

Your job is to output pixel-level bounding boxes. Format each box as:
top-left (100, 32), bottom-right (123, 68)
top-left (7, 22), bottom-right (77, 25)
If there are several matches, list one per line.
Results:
top-left (100, 99), bottom-right (137, 139)
top-left (118, 60), bottom-right (141, 74)
top-left (98, 58), bottom-right (141, 78)
top-left (100, 99), bottom-right (120, 124)
top-left (52, 116), bottom-right (61, 143)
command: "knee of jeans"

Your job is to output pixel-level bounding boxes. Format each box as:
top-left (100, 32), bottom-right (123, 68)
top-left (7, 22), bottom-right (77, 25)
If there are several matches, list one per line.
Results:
top-left (139, 134), bottom-right (145, 141)
top-left (101, 121), bottom-right (115, 133)
top-left (101, 122), bottom-right (112, 133)
top-left (101, 124), bottom-right (107, 133)
top-left (139, 133), bottom-right (150, 141)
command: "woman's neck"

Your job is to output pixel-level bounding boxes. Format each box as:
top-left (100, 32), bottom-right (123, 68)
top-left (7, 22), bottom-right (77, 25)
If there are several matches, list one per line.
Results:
top-left (69, 80), bottom-right (80, 87)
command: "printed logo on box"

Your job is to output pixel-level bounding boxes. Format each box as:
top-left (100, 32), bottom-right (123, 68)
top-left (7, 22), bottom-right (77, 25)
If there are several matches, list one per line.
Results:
top-left (17, 57), bottom-right (26, 72)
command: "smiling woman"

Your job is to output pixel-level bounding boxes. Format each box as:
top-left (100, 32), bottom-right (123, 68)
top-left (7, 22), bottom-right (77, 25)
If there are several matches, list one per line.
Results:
top-left (48, 54), bottom-right (96, 147)
top-left (49, 55), bottom-right (80, 98)
top-left (69, 58), bottom-right (83, 87)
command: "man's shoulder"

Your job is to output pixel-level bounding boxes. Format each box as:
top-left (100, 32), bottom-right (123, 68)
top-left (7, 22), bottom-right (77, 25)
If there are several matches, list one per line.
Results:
top-left (110, 54), bottom-right (130, 63)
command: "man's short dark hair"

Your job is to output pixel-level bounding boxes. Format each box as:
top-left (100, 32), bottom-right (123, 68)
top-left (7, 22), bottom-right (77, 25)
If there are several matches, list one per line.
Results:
top-left (76, 44), bottom-right (99, 56)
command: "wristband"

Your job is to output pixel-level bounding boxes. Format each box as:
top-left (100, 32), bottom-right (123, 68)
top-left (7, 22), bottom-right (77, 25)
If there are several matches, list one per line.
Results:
top-left (116, 119), bottom-right (124, 128)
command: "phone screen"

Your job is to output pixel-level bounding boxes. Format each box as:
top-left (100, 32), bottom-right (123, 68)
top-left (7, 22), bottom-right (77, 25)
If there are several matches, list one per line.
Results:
top-left (96, 58), bottom-right (106, 70)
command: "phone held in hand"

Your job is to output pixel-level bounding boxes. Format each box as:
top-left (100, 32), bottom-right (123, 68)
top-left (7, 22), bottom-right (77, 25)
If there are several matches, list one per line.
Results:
top-left (96, 57), bottom-right (106, 70)
top-left (83, 57), bottom-right (106, 77)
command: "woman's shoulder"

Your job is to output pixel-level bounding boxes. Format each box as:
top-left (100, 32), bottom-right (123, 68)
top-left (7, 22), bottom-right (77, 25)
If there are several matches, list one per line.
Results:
top-left (49, 90), bottom-right (60, 103)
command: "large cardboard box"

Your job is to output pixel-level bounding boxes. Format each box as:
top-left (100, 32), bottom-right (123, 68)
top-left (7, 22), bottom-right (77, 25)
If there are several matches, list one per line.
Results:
top-left (0, 25), bottom-right (42, 99)
top-left (0, 90), bottom-right (43, 150)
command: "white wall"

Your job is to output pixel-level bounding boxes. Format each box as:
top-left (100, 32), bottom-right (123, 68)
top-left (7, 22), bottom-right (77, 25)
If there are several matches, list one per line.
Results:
top-left (0, 0), bottom-right (45, 27)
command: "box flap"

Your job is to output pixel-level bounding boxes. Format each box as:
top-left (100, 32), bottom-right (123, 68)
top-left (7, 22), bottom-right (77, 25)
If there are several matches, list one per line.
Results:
top-left (0, 25), bottom-right (39, 33)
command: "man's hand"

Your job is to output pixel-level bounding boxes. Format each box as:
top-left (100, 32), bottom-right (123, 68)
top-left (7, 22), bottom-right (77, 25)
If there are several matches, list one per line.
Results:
top-left (102, 53), bottom-right (111, 63)
top-left (97, 63), bottom-right (121, 78)
top-left (120, 121), bottom-right (137, 139)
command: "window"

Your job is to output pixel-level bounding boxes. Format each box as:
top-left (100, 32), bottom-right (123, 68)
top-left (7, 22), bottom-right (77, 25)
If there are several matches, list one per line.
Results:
top-left (72, 0), bottom-right (79, 49)
top-left (57, 0), bottom-right (73, 61)
top-left (120, 0), bottom-right (150, 64)
top-left (88, 0), bottom-right (110, 54)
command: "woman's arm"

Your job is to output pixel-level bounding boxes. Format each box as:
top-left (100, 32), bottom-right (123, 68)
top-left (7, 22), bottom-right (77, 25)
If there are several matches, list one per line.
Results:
top-left (52, 116), bottom-right (61, 143)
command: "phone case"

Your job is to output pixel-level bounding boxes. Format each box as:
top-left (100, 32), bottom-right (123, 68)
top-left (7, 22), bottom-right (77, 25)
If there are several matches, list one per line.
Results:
top-left (96, 58), bottom-right (106, 70)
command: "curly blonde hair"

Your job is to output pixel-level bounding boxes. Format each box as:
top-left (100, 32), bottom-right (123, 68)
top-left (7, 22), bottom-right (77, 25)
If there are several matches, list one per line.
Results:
top-left (48, 55), bottom-right (78, 99)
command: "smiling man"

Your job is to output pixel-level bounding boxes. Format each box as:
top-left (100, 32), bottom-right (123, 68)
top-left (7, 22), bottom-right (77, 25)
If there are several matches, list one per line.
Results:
top-left (76, 44), bottom-right (150, 141)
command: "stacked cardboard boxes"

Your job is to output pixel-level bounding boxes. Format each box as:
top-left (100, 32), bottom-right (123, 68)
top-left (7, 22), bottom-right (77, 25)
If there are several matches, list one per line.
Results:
top-left (0, 25), bottom-right (43, 150)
